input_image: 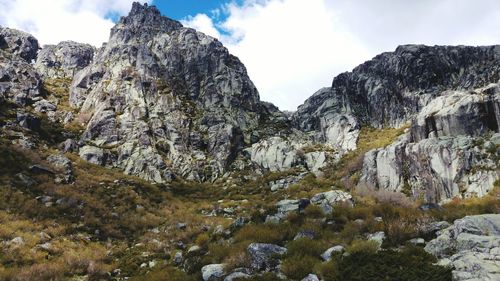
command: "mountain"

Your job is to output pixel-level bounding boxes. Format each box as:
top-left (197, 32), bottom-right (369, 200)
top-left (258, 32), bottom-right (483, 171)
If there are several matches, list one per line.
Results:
top-left (0, 2), bottom-right (498, 281)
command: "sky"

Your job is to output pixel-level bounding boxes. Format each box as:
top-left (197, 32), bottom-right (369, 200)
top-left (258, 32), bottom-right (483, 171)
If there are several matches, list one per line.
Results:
top-left (1, 1), bottom-right (500, 111)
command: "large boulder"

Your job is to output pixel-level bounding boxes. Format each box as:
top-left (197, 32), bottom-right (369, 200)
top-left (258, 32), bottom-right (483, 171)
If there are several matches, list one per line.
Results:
top-left (201, 264), bottom-right (226, 281)
top-left (0, 27), bottom-right (39, 62)
top-left (247, 243), bottom-right (287, 272)
top-left (425, 214), bottom-right (500, 281)
top-left (276, 198), bottom-right (310, 218)
top-left (0, 29), bottom-right (42, 106)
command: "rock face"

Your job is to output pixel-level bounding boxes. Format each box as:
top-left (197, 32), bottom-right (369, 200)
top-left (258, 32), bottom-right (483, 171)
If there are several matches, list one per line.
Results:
top-left (425, 214), bottom-right (500, 281)
top-left (291, 45), bottom-right (500, 204)
top-left (35, 41), bottom-right (95, 78)
top-left (0, 27), bottom-right (39, 62)
top-left (294, 45), bottom-right (500, 139)
top-left (0, 27), bottom-right (42, 106)
top-left (361, 84), bottom-right (500, 202)
top-left (0, 2), bottom-right (498, 199)
top-left (68, 3), bottom-right (279, 182)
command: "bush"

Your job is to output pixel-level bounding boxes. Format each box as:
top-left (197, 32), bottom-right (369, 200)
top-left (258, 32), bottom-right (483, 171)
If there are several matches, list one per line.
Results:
top-left (346, 239), bottom-right (379, 255)
top-left (318, 246), bottom-right (452, 281)
top-left (130, 267), bottom-right (195, 281)
top-left (286, 238), bottom-right (328, 258)
top-left (304, 204), bottom-right (325, 218)
top-left (234, 223), bottom-right (296, 244)
top-left (281, 255), bottom-right (320, 280)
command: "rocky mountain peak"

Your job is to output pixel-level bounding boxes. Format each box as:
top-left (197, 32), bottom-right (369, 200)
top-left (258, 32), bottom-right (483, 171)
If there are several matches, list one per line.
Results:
top-left (111, 2), bottom-right (183, 41)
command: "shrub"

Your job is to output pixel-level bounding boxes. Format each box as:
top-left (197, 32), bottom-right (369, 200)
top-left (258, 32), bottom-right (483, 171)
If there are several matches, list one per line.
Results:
top-left (281, 255), bottom-right (320, 280)
top-left (304, 204), bottom-right (325, 218)
top-left (356, 183), bottom-right (413, 207)
top-left (195, 233), bottom-right (210, 247)
top-left (234, 223), bottom-right (296, 244)
top-left (130, 267), bottom-right (195, 281)
top-left (374, 204), bottom-right (424, 246)
top-left (346, 239), bottom-right (379, 255)
top-left (286, 238), bottom-right (328, 258)
top-left (318, 247), bottom-right (452, 281)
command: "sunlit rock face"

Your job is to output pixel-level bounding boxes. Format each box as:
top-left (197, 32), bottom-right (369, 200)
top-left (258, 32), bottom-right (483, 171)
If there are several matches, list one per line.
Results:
top-left (67, 3), bottom-right (282, 182)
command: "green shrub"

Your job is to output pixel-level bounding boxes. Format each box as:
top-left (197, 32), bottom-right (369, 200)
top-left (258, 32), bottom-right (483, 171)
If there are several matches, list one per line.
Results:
top-left (286, 238), bottom-right (328, 258)
top-left (282, 255), bottom-right (321, 280)
top-left (130, 267), bottom-right (195, 281)
top-left (318, 246), bottom-right (452, 281)
top-left (234, 223), bottom-right (296, 244)
top-left (304, 204), bottom-right (325, 218)
top-left (346, 239), bottom-right (379, 255)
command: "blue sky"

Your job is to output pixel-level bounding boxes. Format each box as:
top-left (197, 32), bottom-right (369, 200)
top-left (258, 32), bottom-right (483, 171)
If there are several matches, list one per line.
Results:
top-left (2, 0), bottom-right (500, 110)
top-left (152, 0), bottom-right (230, 21)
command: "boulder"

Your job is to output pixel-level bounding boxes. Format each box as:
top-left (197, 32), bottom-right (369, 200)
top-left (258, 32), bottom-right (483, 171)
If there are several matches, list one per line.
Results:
top-left (29, 165), bottom-right (53, 175)
top-left (367, 231), bottom-right (386, 248)
top-left (173, 251), bottom-right (183, 265)
top-left (247, 243), bottom-right (287, 272)
top-left (301, 274), bottom-right (320, 281)
top-left (33, 99), bottom-right (56, 113)
top-left (407, 238), bottom-right (426, 246)
top-left (310, 190), bottom-right (353, 207)
top-left (15, 173), bottom-right (37, 187)
top-left (59, 139), bottom-right (79, 153)
top-left (294, 230), bottom-right (316, 240)
top-left (276, 198), bottom-right (310, 217)
top-left (201, 263), bottom-right (225, 281)
top-left (47, 153), bottom-right (74, 183)
top-left (79, 145), bottom-right (106, 165)
top-left (224, 272), bottom-right (251, 281)
top-left (0, 27), bottom-right (39, 62)
top-left (321, 245), bottom-right (345, 261)
top-left (17, 112), bottom-right (41, 131)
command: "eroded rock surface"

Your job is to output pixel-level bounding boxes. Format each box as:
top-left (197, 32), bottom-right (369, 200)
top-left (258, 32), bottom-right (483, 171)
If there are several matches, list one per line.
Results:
top-left (68, 3), bottom-right (281, 182)
top-left (425, 214), bottom-right (500, 281)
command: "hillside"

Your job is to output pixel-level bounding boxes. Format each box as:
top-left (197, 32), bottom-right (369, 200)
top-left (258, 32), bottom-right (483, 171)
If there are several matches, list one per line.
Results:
top-left (0, 2), bottom-right (498, 281)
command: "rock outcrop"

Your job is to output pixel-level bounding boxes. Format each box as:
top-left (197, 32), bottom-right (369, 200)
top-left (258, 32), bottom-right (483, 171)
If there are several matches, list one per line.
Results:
top-left (35, 41), bottom-right (95, 78)
top-left (0, 3), bottom-right (498, 199)
top-left (425, 214), bottom-right (500, 281)
top-left (0, 27), bottom-right (42, 106)
top-left (67, 3), bottom-right (281, 182)
top-left (359, 84), bottom-right (499, 203)
top-left (294, 45), bottom-right (500, 141)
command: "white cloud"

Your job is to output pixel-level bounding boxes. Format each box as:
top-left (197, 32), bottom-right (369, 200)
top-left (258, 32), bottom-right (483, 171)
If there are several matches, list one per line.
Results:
top-left (181, 14), bottom-right (222, 39)
top-left (0, 0), bottom-right (152, 47)
top-left (183, 0), bottom-right (500, 111)
top-left (2, 0), bottom-right (500, 110)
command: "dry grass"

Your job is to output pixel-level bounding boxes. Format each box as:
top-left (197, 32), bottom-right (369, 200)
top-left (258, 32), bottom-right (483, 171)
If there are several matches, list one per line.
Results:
top-left (322, 124), bottom-right (410, 190)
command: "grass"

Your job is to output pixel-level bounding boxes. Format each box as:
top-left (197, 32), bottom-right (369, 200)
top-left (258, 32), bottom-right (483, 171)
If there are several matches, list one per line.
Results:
top-left (0, 96), bottom-right (494, 281)
top-left (322, 125), bottom-right (410, 190)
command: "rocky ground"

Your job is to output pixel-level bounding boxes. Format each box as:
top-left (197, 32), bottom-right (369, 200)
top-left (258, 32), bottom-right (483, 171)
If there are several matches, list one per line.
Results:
top-left (0, 2), bottom-right (499, 281)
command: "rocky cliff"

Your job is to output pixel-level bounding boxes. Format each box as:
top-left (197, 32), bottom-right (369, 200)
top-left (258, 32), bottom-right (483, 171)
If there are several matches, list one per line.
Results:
top-left (1, 3), bottom-right (498, 204)
top-left (65, 3), bottom-right (285, 182)
top-left (292, 45), bottom-right (500, 203)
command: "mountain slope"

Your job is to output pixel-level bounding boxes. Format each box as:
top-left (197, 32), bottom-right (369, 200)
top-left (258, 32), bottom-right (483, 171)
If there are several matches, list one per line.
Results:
top-left (69, 3), bottom-right (284, 182)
